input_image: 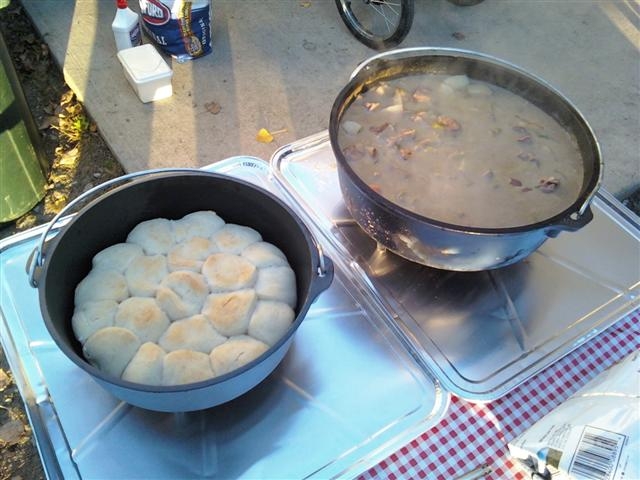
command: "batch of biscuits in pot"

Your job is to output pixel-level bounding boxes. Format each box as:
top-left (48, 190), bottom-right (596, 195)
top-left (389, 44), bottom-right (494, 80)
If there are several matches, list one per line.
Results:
top-left (71, 210), bottom-right (297, 387)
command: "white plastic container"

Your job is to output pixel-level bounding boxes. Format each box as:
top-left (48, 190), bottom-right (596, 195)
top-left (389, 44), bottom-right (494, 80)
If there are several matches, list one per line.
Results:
top-left (117, 44), bottom-right (173, 103)
top-left (112, 0), bottom-right (142, 51)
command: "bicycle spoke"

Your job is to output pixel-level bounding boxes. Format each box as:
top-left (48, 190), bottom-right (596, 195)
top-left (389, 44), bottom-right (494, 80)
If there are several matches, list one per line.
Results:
top-left (369, 2), bottom-right (401, 34)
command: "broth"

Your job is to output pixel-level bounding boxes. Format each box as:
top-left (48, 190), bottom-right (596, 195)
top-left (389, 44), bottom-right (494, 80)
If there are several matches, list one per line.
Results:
top-left (338, 73), bottom-right (584, 228)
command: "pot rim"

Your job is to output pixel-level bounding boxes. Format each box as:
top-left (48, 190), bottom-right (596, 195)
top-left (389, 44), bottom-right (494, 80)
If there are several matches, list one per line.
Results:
top-left (329, 47), bottom-right (603, 235)
top-left (38, 170), bottom-right (332, 395)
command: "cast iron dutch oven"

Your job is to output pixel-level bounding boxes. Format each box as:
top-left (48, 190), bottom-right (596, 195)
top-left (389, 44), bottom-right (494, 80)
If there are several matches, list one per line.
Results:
top-left (28, 168), bottom-right (333, 412)
top-left (329, 48), bottom-right (603, 271)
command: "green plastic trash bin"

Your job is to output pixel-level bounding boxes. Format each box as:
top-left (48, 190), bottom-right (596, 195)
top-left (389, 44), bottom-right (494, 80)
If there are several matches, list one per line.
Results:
top-left (0, 30), bottom-right (48, 223)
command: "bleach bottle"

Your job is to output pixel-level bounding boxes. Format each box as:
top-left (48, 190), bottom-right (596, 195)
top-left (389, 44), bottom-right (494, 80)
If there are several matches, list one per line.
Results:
top-left (139, 0), bottom-right (212, 62)
top-left (112, 0), bottom-right (142, 51)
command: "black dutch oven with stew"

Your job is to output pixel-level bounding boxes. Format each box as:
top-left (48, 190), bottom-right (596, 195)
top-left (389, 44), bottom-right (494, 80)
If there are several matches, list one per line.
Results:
top-left (329, 48), bottom-right (603, 271)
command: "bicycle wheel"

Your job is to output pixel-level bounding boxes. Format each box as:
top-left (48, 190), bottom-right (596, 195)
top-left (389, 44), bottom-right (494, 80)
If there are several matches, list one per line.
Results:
top-left (335, 0), bottom-right (414, 50)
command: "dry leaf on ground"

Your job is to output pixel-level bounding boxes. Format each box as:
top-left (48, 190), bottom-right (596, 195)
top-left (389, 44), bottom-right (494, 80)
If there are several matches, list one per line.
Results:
top-left (0, 369), bottom-right (9, 391)
top-left (205, 101), bottom-right (221, 114)
top-left (0, 419), bottom-right (25, 447)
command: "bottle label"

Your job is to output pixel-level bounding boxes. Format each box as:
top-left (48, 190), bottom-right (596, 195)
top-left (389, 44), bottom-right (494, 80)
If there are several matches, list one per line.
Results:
top-left (139, 0), bottom-right (212, 61)
top-left (129, 22), bottom-right (142, 47)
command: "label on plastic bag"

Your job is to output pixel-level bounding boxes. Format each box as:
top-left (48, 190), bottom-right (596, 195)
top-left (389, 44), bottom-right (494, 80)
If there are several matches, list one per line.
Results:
top-left (508, 351), bottom-right (639, 480)
top-left (568, 426), bottom-right (626, 478)
top-left (139, 0), bottom-right (212, 62)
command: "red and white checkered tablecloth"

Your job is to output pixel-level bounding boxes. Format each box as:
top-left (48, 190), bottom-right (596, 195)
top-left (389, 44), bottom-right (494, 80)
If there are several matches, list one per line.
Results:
top-left (359, 310), bottom-right (640, 480)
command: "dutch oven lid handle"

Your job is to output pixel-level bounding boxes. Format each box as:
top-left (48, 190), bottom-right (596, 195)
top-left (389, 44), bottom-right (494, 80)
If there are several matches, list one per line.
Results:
top-left (546, 204), bottom-right (594, 238)
top-left (545, 182), bottom-right (601, 237)
top-left (309, 241), bottom-right (334, 303)
top-left (27, 167), bottom-right (202, 288)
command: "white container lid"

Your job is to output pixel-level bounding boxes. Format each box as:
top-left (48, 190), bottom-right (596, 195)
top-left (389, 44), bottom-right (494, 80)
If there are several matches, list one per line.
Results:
top-left (117, 44), bottom-right (172, 83)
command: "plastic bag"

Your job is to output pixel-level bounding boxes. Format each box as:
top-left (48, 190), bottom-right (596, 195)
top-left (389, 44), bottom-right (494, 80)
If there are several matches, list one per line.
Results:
top-left (508, 350), bottom-right (639, 480)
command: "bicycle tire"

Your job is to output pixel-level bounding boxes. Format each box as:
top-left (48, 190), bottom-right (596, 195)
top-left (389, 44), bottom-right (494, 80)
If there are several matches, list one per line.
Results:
top-left (335, 0), bottom-right (415, 50)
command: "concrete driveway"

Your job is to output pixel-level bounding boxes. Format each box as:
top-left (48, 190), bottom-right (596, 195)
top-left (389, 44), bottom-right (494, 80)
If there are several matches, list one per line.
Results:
top-left (22, 0), bottom-right (640, 199)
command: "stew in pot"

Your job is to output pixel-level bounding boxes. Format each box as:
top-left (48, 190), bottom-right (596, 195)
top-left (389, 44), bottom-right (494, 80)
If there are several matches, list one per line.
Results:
top-left (338, 73), bottom-right (584, 228)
